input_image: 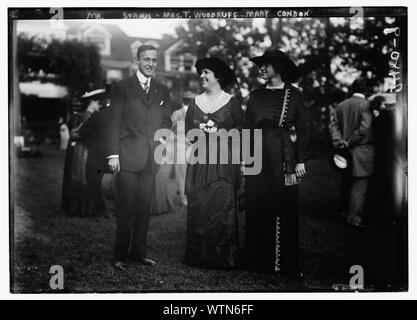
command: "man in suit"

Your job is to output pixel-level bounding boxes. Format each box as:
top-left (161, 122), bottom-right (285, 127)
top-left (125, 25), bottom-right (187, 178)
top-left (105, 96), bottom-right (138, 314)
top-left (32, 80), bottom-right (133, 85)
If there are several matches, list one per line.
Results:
top-left (329, 79), bottom-right (374, 227)
top-left (104, 44), bottom-right (172, 269)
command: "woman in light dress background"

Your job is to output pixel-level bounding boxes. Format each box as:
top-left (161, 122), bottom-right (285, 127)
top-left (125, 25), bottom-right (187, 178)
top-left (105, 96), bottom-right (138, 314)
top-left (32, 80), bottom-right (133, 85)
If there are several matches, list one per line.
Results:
top-left (153, 92), bottom-right (196, 214)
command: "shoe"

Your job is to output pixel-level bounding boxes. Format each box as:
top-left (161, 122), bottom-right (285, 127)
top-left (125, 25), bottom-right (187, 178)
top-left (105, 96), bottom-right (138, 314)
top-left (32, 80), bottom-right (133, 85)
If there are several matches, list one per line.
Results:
top-left (113, 261), bottom-right (128, 270)
top-left (132, 257), bottom-right (157, 266)
top-left (347, 215), bottom-right (362, 227)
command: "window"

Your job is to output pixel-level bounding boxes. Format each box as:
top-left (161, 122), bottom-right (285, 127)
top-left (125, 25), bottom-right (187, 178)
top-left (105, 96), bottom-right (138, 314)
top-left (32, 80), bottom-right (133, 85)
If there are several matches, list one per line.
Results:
top-left (87, 36), bottom-right (111, 56)
top-left (82, 25), bottom-right (112, 56)
top-left (106, 69), bottom-right (123, 83)
top-left (170, 53), bottom-right (194, 73)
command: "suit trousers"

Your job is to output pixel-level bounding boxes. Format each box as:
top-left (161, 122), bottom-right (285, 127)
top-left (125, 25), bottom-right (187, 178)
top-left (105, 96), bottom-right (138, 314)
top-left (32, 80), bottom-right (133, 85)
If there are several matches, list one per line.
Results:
top-left (340, 172), bottom-right (352, 214)
top-left (114, 162), bottom-right (155, 261)
top-left (347, 177), bottom-right (369, 224)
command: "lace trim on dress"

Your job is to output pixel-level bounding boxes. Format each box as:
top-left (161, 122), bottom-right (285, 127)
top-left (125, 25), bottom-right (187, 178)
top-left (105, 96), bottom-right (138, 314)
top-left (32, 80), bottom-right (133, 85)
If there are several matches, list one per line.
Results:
top-left (195, 91), bottom-right (232, 114)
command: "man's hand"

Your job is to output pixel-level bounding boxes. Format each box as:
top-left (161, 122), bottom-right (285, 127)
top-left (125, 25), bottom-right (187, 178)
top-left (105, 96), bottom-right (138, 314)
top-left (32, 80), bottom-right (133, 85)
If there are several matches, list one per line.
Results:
top-left (295, 163), bottom-right (306, 178)
top-left (108, 158), bottom-right (120, 172)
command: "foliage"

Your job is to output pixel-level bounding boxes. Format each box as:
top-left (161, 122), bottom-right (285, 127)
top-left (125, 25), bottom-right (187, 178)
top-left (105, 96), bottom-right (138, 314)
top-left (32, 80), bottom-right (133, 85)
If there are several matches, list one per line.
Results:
top-left (17, 34), bottom-right (103, 97)
top-left (172, 17), bottom-right (398, 150)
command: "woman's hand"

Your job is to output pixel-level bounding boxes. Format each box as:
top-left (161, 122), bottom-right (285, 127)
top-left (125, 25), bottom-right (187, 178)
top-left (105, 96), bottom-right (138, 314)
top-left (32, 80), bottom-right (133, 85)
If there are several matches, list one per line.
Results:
top-left (295, 163), bottom-right (306, 178)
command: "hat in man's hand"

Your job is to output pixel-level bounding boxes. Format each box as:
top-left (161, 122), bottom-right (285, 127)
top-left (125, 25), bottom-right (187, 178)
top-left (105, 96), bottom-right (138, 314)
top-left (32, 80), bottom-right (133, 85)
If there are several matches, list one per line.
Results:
top-left (101, 171), bottom-right (119, 203)
top-left (329, 148), bottom-right (351, 173)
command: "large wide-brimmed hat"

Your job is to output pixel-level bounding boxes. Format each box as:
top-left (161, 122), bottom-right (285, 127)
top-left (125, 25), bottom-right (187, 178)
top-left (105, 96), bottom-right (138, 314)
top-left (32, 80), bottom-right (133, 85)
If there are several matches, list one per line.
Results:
top-left (250, 49), bottom-right (298, 83)
top-left (329, 148), bottom-right (351, 174)
top-left (195, 57), bottom-right (238, 89)
top-left (101, 171), bottom-right (119, 203)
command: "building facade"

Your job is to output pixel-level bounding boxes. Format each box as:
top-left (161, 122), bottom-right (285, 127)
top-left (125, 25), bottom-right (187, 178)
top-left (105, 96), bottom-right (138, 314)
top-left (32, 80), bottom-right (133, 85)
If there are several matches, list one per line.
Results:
top-left (17, 20), bottom-right (199, 106)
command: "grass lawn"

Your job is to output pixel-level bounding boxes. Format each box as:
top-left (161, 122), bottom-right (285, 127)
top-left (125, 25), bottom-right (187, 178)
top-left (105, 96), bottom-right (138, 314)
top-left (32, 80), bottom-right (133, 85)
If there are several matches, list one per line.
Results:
top-left (11, 146), bottom-right (382, 293)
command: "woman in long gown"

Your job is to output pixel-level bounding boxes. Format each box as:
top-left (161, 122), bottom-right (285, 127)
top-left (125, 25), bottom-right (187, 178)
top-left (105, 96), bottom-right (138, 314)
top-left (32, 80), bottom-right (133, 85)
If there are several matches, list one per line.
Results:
top-left (184, 57), bottom-right (243, 269)
top-left (244, 50), bottom-right (309, 278)
top-left (62, 89), bottom-right (107, 216)
top-left (153, 124), bottom-right (183, 214)
top-left (62, 103), bottom-right (91, 216)
top-left (78, 89), bottom-right (110, 217)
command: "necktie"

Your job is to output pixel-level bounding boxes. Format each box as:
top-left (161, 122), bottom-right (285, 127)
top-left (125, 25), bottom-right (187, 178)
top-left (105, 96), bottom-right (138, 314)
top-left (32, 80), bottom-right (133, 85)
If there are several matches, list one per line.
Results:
top-left (142, 79), bottom-right (150, 94)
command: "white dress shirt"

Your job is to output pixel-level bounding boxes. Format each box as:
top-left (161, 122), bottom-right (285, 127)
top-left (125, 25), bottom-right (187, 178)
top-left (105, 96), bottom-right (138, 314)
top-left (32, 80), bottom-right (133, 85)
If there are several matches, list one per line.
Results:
top-left (136, 70), bottom-right (151, 93)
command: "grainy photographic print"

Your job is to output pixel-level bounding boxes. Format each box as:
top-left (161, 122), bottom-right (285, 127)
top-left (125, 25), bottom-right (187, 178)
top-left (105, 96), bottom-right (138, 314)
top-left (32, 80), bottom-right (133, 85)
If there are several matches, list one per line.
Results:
top-left (9, 6), bottom-right (408, 294)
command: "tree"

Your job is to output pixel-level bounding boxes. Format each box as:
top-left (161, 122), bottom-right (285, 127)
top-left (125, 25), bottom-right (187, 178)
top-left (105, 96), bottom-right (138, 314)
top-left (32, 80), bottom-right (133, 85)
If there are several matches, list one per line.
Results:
top-left (172, 17), bottom-right (397, 151)
top-left (17, 34), bottom-right (103, 97)
top-left (173, 19), bottom-right (266, 98)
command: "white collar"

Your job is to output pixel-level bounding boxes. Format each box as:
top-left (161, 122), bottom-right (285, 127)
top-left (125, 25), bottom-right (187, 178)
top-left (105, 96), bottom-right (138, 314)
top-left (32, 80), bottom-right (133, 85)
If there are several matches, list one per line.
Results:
top-left (195, 91), bottom-right (232, 114)
top-left (136, 70), bottom-right (151, 85)
top-left (266, 82), bottom-right (285, 90)
top-left (353, 93), bottom-right (365, 99)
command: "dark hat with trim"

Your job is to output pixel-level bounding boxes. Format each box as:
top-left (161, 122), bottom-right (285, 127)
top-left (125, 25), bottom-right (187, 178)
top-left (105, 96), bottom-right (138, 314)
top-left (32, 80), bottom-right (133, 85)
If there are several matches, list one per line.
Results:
top-left (250, 49), bottom-right (298, 83)
top-left (195, 57), bottom-right (238, 89)
top-left (101, 171), bottom-right (119, 203)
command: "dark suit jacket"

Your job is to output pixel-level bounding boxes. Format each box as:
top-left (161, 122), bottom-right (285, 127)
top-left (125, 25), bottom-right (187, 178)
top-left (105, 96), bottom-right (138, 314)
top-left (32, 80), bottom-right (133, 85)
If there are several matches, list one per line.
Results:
top-left (104, 75), bottom-right (172, 173)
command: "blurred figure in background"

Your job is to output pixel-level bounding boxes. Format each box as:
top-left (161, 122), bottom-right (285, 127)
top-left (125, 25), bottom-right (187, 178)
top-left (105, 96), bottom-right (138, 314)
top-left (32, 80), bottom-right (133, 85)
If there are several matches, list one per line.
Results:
top-left (153, 91), bottom-right (196, 214)
top-left (58, 117), bottom-right (70, 150)
top-left (62, 97), bottom-right (92, 216)
top-left (154, 91), bottom-right (196, 214)
top-left (329, 79), bottom-right (373, 227)
top-left (78, 88), bottom-right (111, 217)
top-left (171, 91), bottom-right (196, 206)
top-left (358, 93), bottom-right (407, 289)
top-left (62, 89), bottom-right (109, 216)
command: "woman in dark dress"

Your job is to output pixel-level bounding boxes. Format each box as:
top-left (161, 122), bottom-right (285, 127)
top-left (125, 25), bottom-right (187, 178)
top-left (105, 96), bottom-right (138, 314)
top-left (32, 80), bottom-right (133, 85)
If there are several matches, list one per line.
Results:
top-left (62, 102), bottom-right (91, 216)
top-left (244, 50), bottom-right (309, 278)
top-left (62, 89), bottom-right (107, 216)
top-left (78, 89), bottom-right (110, 217)
top-left (184, 57), bottom-right (243, 269)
